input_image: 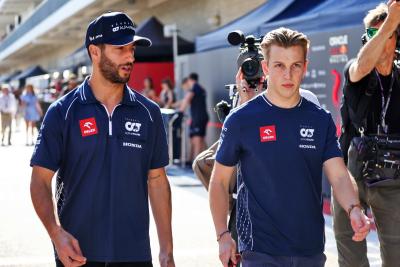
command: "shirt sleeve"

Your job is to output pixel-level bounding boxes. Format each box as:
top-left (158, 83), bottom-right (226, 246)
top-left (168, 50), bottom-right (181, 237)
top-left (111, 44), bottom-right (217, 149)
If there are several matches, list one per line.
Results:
top-left (190, 83), bottom-right (199, 95)
top-left (150, 107), bottom-right (169, 169)
top-left (323, 114), bottom-right (343, 163)
top-left (30, 103), bottom-right (63, 172)
top-left (215, 114), bottom-right (241, 166)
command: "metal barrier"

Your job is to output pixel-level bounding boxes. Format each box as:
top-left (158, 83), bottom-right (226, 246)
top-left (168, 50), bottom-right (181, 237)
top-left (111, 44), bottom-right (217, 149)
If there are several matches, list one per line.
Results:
top-left (168, 112), bottom-right (180, 166)
top-left (180, 115), bottom-right (187, 167)
top-left (162, 109), bottom-right (188, 167)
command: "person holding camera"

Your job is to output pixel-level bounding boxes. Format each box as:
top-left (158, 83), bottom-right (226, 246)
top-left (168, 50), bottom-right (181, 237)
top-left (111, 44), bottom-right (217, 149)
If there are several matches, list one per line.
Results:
top-left (209, 27), bottom-right (370, 267)
top-left (333, 1), bottom-right (400, 266)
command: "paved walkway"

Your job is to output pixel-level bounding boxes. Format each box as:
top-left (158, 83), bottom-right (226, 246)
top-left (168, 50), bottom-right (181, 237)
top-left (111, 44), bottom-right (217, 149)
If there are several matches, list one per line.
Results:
top-left (0, 130), bottom-right (381, 266)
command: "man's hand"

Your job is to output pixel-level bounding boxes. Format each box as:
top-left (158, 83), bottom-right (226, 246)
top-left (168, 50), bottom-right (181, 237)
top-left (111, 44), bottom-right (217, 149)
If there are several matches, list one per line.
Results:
top-left (159, 251), bottom-right (175, 267)
top-left (218, 233), bottom-right (237, 267)
top-left (324, 158), bottom-right (370, 242)
top-left (349, 208), bottom-right (371, 242)
top-left (148, 168), bottom-right (174, 267)
top-left (387, 0), bottom-right (400, 27)
top-left (235, 68), bottom-right (263, 105)
top-left (51, 227), bottom-right (86, 267)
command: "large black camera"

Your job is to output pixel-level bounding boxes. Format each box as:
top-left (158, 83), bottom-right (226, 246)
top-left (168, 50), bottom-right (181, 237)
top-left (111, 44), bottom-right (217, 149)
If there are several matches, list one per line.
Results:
top-left (228, 30), bottom-right (264, 89)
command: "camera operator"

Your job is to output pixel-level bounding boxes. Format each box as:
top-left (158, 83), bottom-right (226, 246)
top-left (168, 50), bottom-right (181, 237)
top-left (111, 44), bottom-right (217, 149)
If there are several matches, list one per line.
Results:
top-left (209, 27), bottom-right (370, 267)
top-left (333, 1), bottom-right (400, 266)
top-left (192, 70), bottom-right (262, 225)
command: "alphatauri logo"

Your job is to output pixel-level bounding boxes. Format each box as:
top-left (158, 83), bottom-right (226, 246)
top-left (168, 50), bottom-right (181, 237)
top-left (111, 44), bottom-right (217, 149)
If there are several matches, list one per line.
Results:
top-left (79, 117), bottom-right (98, 137)
top-left (300, 128), bottom-right (314, 138)
top-left (125, 121), bottom-right (141, 132)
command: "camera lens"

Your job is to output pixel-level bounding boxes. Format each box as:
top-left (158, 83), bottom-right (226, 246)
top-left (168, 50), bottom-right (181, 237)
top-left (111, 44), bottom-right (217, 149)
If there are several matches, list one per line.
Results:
top-left (241, 58), bottom-right (259, 77)
top-left (228, 30), bottom-right (245, 46)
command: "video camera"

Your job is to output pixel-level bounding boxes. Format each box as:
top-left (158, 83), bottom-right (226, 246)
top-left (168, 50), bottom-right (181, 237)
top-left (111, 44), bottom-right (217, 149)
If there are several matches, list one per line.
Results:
top-left (215, 31), bottom-right (266, 123)
top-left (227, 30), bottom-right (265, 89)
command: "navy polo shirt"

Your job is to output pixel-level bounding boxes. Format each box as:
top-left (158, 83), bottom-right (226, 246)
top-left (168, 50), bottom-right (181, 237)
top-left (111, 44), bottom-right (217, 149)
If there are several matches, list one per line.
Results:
top-left (216, 93), bottom-right (342, 257)
top-left (31, 78), bottom-right (169, 262)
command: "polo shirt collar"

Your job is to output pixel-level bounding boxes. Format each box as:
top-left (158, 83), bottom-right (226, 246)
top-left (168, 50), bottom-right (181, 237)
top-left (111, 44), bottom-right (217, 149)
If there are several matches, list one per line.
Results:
top-left (122, 84), bottom-right (137, 106)
top-left (78, 76), bottom-right (137, 106)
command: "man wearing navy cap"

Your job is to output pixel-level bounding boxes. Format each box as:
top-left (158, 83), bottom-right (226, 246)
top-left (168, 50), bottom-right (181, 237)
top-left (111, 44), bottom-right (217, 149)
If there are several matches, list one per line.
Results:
top-left (30, 12), bottom-right (174, 267)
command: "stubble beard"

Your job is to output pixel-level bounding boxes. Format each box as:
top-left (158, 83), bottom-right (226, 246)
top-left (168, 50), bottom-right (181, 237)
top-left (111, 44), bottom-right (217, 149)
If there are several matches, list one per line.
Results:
top-left (99, 53), bottom-right (131, 84)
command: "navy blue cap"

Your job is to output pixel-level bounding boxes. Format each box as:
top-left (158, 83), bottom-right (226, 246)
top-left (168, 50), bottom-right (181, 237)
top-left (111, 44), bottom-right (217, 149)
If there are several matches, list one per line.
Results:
top-left (85, 12), bottom-right (152, 49)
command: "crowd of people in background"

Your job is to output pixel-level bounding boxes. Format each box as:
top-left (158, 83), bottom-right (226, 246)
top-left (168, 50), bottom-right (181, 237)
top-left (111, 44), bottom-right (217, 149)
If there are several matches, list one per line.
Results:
top-left (0, 83), bottom-right (43, 146)
top-left (0, 72), bottom-right (209, 162)
top-left (141, 73), bottom-right (209, 162)
top-left (0, 74), bottom-right (82, 146)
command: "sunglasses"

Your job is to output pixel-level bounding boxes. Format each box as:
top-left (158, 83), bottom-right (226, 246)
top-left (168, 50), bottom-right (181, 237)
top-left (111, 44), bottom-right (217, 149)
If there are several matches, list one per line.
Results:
top-left (366, 27), bottom-right (396, 40)
top-left (366, 28), bottom-right (378, 39)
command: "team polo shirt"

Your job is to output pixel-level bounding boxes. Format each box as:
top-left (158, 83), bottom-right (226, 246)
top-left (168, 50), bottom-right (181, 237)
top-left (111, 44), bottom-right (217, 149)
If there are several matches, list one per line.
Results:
top-left (216, 93), bottom-right (342, 256)
top-left (30, 78), bottom-right (169, 262)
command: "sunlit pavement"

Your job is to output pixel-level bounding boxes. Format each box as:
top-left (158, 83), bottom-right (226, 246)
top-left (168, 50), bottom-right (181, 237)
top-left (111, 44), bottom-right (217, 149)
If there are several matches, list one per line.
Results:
top-left (0, 130), bottom-right (381, 266)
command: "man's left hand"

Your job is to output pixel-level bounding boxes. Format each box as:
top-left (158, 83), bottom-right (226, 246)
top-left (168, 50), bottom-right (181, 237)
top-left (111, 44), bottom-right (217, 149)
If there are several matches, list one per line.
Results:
top-left (159, 251), bottom-right (175, 267)
top-left (350, 208), bottom-right (371, 241)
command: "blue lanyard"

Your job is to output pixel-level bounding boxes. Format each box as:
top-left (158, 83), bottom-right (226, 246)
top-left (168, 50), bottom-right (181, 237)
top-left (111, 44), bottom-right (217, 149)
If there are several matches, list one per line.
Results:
top-left (374, 69), bottom-right (394, 134)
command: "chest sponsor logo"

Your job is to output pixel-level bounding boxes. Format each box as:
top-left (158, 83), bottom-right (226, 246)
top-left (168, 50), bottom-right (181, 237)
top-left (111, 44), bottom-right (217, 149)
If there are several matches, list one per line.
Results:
top-left (125, 121), bottom-right (141, 132)
top-left (300, 128), bottom-right (314, 138)
top-left (124, 118), bottom-right (142, 136)
top-left (260, 125), bottom-right (276, 142)
top-left (299, 126), bottom-right (316, 149)
top-left (299, 144), bottom-right (316, 149)
top-left (122, 142), bottom-right (142, 149)
top-left (79, 117), bottom-right (98, 137)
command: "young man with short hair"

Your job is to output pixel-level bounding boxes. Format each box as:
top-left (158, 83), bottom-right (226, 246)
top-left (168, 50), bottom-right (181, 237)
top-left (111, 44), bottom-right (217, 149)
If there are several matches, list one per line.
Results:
top-left (209, 27), bottom-right (370, 267)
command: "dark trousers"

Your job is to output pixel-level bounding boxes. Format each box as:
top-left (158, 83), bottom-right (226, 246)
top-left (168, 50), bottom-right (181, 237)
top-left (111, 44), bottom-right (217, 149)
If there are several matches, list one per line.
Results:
top-left (333, 178), bottom-right (400, 267)
top-left (241, 251), bottom-right (326, 267)
top-left (55, 260), bottom-right (152, 267)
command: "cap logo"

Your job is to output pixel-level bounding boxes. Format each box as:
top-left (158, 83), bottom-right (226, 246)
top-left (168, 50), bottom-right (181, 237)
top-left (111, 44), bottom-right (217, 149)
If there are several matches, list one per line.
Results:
top-left (112, 24), bottom-right (135, 33)
top-left (89, 34), bottom-right (103, 41)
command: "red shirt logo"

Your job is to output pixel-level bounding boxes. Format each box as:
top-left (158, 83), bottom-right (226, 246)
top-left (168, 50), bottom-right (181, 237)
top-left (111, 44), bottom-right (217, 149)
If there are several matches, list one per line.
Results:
top-left (79, 117), bottom-right (98, 137)
top-left (260, 125), bottom-right (276, 142)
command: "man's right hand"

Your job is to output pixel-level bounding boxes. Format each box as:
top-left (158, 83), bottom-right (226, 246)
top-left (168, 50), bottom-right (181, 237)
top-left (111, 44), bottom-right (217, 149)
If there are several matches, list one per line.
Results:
top-left (218, 233), bottom-right (237, 267)
top-left (387, 0), bottom-right (400, 28)
top-left (51, 227), bottom-right (86, 267)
